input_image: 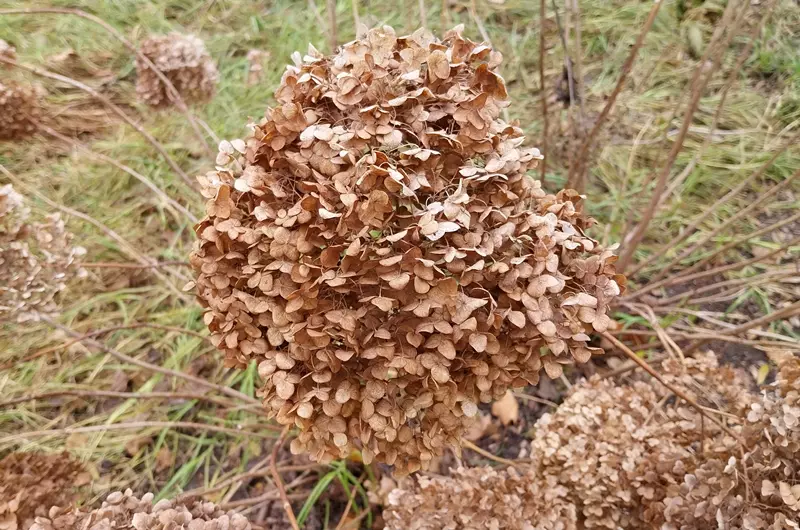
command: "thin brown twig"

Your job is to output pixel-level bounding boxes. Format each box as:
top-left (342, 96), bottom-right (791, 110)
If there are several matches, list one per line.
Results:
top-left (461, 439), bottom-right (519, 467)
top-left (0, 7), bottom-right (214, 155)
top-left (39, 315), bottom-right (260, 405)
top-left (2, 322), bottom-right (208, 370)
top-left (652, 269), bottom-right (795, 307)
top-left (0, 389), bottom-right (260, 412)
top-left (270, 426), bottom-right (301, 530)
top-left (0, 165), bottom-right (185, 297)
top-left (618, 0), bottom-right (749, 270)
top-left (626, 237), bottom-right (800, 300)
top-left (308, 0), bottom-right (327, 35)
top-left (351, 0), bottom-right (361, 34)
top-left (674, 207), bottom-right (800, 280)
top-left (326, 0), bottom-right (338, 53)
top-left (538, 0), bottom-right (548, 185)
top-left (38, 124), bottom-right (197, 223)
top-left (601, 332), bottom-right (748, 448)
top-left (418, 0), bottom-right (427, 28)
top-left (0, 421), bottom-right (277, 445)
top-left (643, 168), bottom-right (800, 283)
top-left (684, 300), bottom-right (800, 354)
top-left (0, 56), bottom-right (194, 189)
top-left (335, 473), bottom-right (364, 530)
top-left (572, 0), bottom-right (663, 187)
top-left (81, 260), bottom-right (190, 269)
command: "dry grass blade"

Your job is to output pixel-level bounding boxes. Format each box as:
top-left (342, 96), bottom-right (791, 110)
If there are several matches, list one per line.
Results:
top-left (0, 7), bottom-right (215, 154)
top-left (0, 55), bottom-right (195, 190)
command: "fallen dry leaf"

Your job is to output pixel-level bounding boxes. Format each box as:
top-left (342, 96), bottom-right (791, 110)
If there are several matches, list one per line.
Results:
top-left (491, 390), bottom-right (519, 426)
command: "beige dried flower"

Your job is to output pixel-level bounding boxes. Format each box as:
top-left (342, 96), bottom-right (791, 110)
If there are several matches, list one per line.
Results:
top-left (0, 184), bottom-right (86, 322)
top-left (0, 452), bottom-right (89, 530)
top-left (136, 33), bottom-right (218, 108)
top-left (0, 81), bottom-right (41, 141)
top-left (189, 25), bottom-right (623, 474)
top-left (385, 352), bottom-right (800, 529)
top-left (30, 490), bottom-right (252, 530)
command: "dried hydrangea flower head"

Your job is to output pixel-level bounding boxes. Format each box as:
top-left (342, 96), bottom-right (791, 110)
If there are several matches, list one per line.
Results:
top-left (385, 352), bottom-right (800, 529)
top-left (30, 490), bottom-right (252, 530)
top-left (136, 33), bottom-right (218, 108)
top-left (0, 39), bottom-right (16, 61)
top-left (0, 80), bottom-right (41, 141)
top-left (190, 25), bottom-right (624, 474)
top-left (0, 184), bottom-right (86, 321)
top-left (0, 452), bottom-right (89, 530)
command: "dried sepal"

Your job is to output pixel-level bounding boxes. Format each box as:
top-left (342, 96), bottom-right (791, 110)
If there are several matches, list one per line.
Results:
top-left (190, 25), bottom-right (622, 474)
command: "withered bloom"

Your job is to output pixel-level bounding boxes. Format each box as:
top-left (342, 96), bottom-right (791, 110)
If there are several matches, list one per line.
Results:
top-left (0, 81), bottom-right (41, 141)
top-left (136, 33), bottom-right (218, 108)
top-left (190, 25), bottom-right (623, 474)
top-left (31, 490), bottom-right (251, 530)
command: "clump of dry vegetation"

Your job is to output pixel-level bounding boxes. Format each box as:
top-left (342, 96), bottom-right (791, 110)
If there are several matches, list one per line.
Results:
top-left (189, 25), bottom-right (623, 474)
top-left (384, 351), bottom-right (800, 529)
top-left (30, 490), bottom-right (252, 530)
top-left (0, 185), bottom-right (85, 322)
top-left (0, 452), bottom-right (89, 530)
top-left (136, 33), bottom-right (218, 108)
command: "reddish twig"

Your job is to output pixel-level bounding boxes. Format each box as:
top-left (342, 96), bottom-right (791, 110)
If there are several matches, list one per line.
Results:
top-left (326, 0), bottom-right (338, 52)
top-left (270, 426), bottom-right (301, 530)
top-left (0, 7), bottom-right (215, 155)
top-left (81, 260), bottom-right (190, 269)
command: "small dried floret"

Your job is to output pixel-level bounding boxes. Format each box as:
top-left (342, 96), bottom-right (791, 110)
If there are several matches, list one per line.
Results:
top-left (136, 33), bottom-right (218, 107)
top-left (0, 81), bottom-right (41, 141)
top-left (30, 490), bottom-right (252, 530)
top-left (190, 25), bottom-right (623, 474)
top-left (0, 184), bottom-right (86, 321)
top-left (385, 352), bottom-right (800, 529)
top-left (0, 452), bottom-right (88, 530)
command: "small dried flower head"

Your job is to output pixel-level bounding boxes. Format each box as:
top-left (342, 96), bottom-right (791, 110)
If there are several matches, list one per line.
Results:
top-left (30, 490), bottom-right (252, 530)
top-left (0, 452), bottom-right (89, 530)
top-left (385, 352), bottom-right (800, 529)
top-left (136, 33), bottom-right (218, 108)
top-left (190, 25), bottom-right (624, 474)
top-left (0, 184), bottom-right (86, 322)
top-left (0, 80), bottom-right (41, 141)
top-left (0, 39), bottom-right (16, 61)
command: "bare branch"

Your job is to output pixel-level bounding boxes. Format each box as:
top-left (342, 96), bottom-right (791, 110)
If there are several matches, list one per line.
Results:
top-left (538, 0), bottom-right (549, 184)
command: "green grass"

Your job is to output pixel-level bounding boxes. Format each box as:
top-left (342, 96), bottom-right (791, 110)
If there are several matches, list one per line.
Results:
top-left (1, 0), bottom-right (799, 526)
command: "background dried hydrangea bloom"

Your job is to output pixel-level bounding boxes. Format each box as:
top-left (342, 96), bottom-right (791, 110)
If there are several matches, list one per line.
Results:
top-left (384, 352), bottom-right (800, 529)
top-left (0, 81), bottom-right (41, 141)
top-left (31, 490), bottom-right (251, 530)
top-left (136, 33), bottom-right (218, 108)
top-left (190, 25), bottom-right (623, 474)
top-left (0, 452), bottom-right (89, 530)
top-left (0, 185), bottom-right (86, 322)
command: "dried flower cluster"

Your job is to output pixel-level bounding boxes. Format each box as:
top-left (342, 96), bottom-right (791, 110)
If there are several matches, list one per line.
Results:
top-left (0, 184), bottom-right (86, 321)
top-left (189, 25), bottom-right (623, 474)
top-left (31, 490), bottom-right (252, 530)
top-left (136, 33), bottom-right (218, 108)
top-left (0, 452), bottom-right (89, 530)
top-left (384, 352), bottom-right (800, 529)
top-left (0, 39), bottom-right (15, 61)
top-left (0, 80), bottom-right (41, 141)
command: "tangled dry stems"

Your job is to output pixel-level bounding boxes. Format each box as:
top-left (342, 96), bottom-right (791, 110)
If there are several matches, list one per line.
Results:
top-left (0, 452), bottom-right (89, 530)
top-left (384, 351), bottom-right (800, 529)
top-left (0, 185), bottom-right (86, 322)
top-left (136, 33), bottom-right (218, 108)
top-left (30, 490), bottom-right (252, 530)
top-left (190, 25), bottom-right (623, 474)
